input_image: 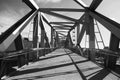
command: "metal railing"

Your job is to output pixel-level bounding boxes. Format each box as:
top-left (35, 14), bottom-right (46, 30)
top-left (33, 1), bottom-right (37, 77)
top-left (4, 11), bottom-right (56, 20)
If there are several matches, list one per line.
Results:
top-left (69, 47), bottom-right (120, 66)
top-left (0, 47), bottom-right (57, 78)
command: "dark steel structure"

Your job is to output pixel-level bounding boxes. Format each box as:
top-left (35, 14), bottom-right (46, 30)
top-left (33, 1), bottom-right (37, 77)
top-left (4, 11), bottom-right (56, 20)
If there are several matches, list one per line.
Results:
top-left (0, 0), bottom-right (120, 79)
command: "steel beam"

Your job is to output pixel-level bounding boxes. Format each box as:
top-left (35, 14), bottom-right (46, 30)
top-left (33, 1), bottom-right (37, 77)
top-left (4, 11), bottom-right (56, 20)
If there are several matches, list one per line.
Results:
top-left (53, 26), bottom-right (71, 29)
top-left (33, 14), bottom-right (38, 48)
top-left (68, 33), bottom-right (73, 47)
top-left (74, 0), bottom-right (120, 40)
top-left (39, 15), bottom-right (50, 48)
top-left (56, 31), bottom-right (68, 33)
top-left (77, 13), bottom-right (90, 44)
top-left (89, 16), bottom-right (95, 46)
top-left (0, 10), bottom-right (38, 51)
top-left (88, 15), bottom-right (95, 61)
top-left (89, 11), bottom-right (120, 39)
top-left (39, 8), bottom-right (85, 12)
top-left (55, 32), bottom-right (59, 47)
top-left (74, 0), bottom-right (88, 9)
top-left (39, 10), bottom-right (77, 22)
top-left (44, 33), bottom-right (50, 48)
top-left (107, 33), bottom-right (119, 69)
top-left (50, 22), bottom-right (75, 24)
top-left (22, 0), bottom-right (37, 10)
top-left (51, 28), bottom-right (54, 47)
top-left (76, 24), bottom-right (80, 45)
top-left (0, 10), bottom-right (35, 44)
top-left (77, 25), bottom-right (86, 44)
top-left (54, 27), bottom-right (70, 30)
top-left (57, 32), bottom-right (67, 36)
top-left (41, 15), bottom-right (55, 48)
top-left (39, 16), bottom-right (46, 56)
top-left (15, 34), bottom-right (25, 67)
top-left (15, 34), bottom-right (24, 51)
top-left (53, 24), bottom-right (73, 27)
top-left (33, 14), bottom-right (39, 59)
top-left (69, 14), bottom-right (85, 32)
top-left (89, 0), bottom-right (103, 11)
top-left (52, 25), bottom-right (72, 28)
top-left (39, 15), bottom-right (45, 47)
top-left (42, 15), bottom-right (53, 28)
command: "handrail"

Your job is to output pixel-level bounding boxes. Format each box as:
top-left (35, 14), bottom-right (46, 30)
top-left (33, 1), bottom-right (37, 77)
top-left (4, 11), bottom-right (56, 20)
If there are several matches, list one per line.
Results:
top-left (0, 48), bottom-right (56, 60)
top-left (90, 49), bottom-right (119, 57)
top-left (81, 48), bottom-right (119, 57)
top-left (98, 49), bottom-right (119, 57)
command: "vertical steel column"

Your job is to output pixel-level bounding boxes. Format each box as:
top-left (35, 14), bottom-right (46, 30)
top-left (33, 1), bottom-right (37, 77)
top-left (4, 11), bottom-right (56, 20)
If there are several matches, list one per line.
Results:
top-left (108, 33), bottom-right (119, 69)
top-left (56, 32), bottom-right (60, 47)
top-left (77, 24), bottom-right (80, 45)
top-left (44, 34), bottom-right (50, 48)
top-left (55, 32), bottom-right (59, 47)
top-left (77, 25), bottom-right (86, 45)
top-left (76, 24), bottom-right (84, 56)
top-left (88, 15), bottom-right (95, 61)
top-left (40, 30), bottom-right (45, 48)
top-left (39, 14), bottom-right (46, 56)
top-left (51, 28), bottom-right (54, 48)
top-left (54, 31), bottom-right (57, 47)
top-left (33, 14), bottom-right (39, 59)
top-left (53, 29), bottom-right (56, 47)
top-left (68, 32), bottom-right (73, 48)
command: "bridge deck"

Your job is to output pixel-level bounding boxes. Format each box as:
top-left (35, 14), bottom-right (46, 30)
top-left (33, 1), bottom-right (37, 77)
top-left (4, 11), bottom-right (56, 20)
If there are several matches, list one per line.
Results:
top-left (4, 48), bottom-right (119, 80)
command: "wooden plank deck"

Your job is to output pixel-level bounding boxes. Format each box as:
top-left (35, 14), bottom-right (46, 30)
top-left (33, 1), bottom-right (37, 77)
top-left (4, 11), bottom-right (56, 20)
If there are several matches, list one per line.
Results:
top-left (3, 48), bottom-right (120, 80)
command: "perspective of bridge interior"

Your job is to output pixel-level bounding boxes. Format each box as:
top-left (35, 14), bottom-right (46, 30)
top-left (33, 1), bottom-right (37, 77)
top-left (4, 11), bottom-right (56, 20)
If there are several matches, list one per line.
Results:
top-left (0, 0), bottom-right (120, 80)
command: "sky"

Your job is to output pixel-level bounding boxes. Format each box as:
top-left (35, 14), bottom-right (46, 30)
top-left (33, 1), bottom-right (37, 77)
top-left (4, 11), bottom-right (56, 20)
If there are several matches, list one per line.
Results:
top-left (0, 0), bottom-right (120, 48)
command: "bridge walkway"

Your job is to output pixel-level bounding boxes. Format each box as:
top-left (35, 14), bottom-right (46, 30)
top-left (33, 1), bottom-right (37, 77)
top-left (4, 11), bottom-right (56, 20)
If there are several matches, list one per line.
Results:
top-left (4, 48), bottom-right (119, 80)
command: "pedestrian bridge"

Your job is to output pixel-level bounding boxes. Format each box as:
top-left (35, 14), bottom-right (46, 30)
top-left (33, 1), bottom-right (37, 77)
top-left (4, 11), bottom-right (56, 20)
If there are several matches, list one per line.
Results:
top-left (0, 0), bottom-right (120, 80)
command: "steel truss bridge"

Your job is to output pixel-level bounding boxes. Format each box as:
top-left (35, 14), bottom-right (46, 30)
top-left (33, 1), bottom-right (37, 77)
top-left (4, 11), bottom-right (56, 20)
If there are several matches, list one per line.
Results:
top-left (0, 0), bottom-right (120, 79)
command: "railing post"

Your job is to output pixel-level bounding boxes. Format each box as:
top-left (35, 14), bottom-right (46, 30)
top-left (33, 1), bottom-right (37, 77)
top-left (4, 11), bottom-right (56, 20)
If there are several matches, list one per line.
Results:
top-left (0, 60), bottom-right (7, 78)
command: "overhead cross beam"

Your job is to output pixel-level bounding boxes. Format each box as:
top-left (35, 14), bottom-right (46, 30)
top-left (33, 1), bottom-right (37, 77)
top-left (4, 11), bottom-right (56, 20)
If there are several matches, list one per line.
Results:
top-left (39, 10), bottom-right (77, 22)
top-left (52, 25), bottom-right (71, 28)
top-left (57, 31), bottom-right (68, 33)
top-left (53, 27), bottom-right (70, 30)
top-left (50, 22), bottom-right (75, 24)
top-left (69, 0), bottom-right (103, 33)
top-left (39, 8), bottom-right (85, 12)
top-left (50, 22), bottom-right (74, 26)
top-left (52, 24), bottom-right (73, 27)
top-left (74, 0), bottom-right (102, 10)
top-left (57, 32), bottom-right (67, 36)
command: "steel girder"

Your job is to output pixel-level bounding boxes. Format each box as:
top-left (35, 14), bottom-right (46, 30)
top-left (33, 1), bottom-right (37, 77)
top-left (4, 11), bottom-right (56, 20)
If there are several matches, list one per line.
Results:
top-left (39, 8), bottom-right (85, 12)
top-left (39, 10), bottom-right (77, 22)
